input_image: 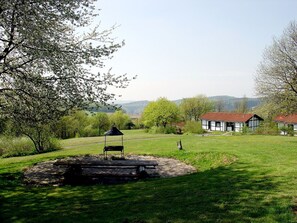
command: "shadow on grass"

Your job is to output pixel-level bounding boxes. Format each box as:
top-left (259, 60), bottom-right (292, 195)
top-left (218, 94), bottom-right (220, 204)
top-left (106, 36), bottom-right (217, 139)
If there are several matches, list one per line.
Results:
top-left (0, 163), bottom-right (293, 223)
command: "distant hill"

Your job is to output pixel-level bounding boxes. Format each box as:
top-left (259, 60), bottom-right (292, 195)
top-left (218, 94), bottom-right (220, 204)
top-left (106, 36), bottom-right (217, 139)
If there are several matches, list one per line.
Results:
top-left (86, 103), bottom-right (116, 113)
top-left (118, 100), bottom-right (149, 115)
top-left (208, 96), bottom-right (261, 111)
top-left (117, 96), bottom-right (262, 115)
top-left (208, 95), bottom-right (237, 101)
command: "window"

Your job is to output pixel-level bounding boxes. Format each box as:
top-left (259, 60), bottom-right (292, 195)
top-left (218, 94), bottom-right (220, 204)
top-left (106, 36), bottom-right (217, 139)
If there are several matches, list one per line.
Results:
top-left (215, 122), bottom-right (221, 127)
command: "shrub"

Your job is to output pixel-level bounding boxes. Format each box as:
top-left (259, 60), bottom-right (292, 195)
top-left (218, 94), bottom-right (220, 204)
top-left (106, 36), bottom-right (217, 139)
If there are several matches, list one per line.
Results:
top-left (288, 126), bottom-right (295, 136)
top-left (0, 136), bottom-right (62, 157)
top-left (241, 125), bottom-right (251, 135)
top-left (0, 136), bottom-right (35, 157)
top-left (45, 138), bottom-right (63, 152)
top-left (148, 126), bottom-right (164, 134)
top-left (255, 121), bottom-right (278, 135)
top-left (279, 125), bottom-right (294, 136)
top-left (81, 125), bottom-right (99, 137)
top-left (163, 126), bottom-right (177, 134)
top-left (184, 121), bottom-right (205, 134)
top-left (148, 126), bottom-right (176, 134)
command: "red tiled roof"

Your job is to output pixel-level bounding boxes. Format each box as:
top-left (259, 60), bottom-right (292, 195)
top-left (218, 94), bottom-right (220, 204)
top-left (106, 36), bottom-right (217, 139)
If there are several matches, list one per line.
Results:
top-left (201, 112), bottom-right (262, 122)
top-left (173, 122), bottom-right (185, 128)
top-left (274, 114), bottom-right (297, 124)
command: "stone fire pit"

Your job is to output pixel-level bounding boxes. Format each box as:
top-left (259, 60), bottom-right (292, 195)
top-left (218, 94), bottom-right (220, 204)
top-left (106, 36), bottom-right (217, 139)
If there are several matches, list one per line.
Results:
top-left (23, 155), bottom-right (197, 186)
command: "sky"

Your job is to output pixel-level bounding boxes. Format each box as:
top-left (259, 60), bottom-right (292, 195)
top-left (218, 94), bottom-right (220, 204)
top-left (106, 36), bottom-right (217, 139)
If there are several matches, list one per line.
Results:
top-left (95, 0), bottom-right (297, 101)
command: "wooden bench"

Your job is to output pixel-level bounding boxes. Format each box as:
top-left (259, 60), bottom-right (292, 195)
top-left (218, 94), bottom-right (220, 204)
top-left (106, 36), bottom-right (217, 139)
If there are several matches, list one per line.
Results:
top-left (54, 159), bottom-right (158, 175)
top-left (103, 145), bottom-right (124, 159)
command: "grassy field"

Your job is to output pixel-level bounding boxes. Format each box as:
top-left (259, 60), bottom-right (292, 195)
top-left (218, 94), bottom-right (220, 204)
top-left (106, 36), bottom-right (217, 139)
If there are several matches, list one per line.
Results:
top-left (1, 130), bottom-right (297, 222)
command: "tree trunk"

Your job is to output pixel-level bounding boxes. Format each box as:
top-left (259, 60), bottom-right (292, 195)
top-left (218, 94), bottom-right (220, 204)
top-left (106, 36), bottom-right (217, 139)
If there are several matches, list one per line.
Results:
top-left (22, 130), bottom-right (44, 153)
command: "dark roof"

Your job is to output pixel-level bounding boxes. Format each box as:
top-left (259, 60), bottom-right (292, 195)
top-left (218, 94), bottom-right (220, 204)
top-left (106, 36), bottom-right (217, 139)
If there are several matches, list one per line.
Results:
top-left (274, 114), bottom-right (297, 124)
top-left (200, 112), bottom-right (263, 122)
top-left (104, 126), bottom-right (123, 136)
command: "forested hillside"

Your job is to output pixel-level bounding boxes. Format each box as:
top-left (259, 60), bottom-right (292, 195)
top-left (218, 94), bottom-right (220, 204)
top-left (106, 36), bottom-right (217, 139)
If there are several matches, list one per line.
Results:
top-left (117, 96), bottom-right (261, 115)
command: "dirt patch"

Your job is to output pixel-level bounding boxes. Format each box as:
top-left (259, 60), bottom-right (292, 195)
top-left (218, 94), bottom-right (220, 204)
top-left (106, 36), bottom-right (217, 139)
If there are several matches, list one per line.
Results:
top-left (23, 155), bottom-right (197, 186)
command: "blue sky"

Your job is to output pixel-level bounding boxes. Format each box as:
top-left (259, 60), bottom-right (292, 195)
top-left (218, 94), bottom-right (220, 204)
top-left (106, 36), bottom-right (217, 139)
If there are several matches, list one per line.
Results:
top-left (96, 0), bottom-right (297, 101)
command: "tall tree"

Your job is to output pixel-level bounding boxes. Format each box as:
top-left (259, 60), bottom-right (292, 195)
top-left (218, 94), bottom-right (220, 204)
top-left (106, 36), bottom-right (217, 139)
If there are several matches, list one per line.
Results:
top-left (52, 110), bottom-right (89, 139)
top-left (91, 112), bottom-right (110, 135)
top-left (142, 98), bottom-right (180, 128)
top-left (252, 101), bottom-right (279, 121)
top-left (255, 21), bottom-right (297, 114)
top-left (215, 99), bottom-right (225, 112)
top-left (109, 110), bottom-right (130, 130)
top-left (0, 1), bottom-right (132, 152)
top-left (179, 95), bottom-right (214, 121)
top-left (234, 96), bottom-right (249, 113)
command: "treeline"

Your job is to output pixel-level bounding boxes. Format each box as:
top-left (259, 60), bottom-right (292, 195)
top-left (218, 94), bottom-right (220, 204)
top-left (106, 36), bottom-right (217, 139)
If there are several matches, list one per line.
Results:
top-left (141, 96), bottom-right (215, 134)
top-left (140, 96), bottom-right (284, 136)
top-left (54, 110), bottom-right (135, 139)
top-left (0, 110), bottom-right (135, 157)
top-left (0, 94), bottom-right (285, 158)
top-left (0, 110), bottom-right (134, 140)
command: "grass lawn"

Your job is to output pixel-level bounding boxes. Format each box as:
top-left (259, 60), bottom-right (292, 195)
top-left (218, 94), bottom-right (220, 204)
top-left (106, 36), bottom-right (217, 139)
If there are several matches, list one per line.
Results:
top-left (1, 130), bottom-right (297, 222)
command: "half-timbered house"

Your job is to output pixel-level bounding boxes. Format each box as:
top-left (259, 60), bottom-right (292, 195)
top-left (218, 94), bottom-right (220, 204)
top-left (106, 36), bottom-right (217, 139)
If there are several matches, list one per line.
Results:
top-left (201, 112), bottom-right (263, 132)
top-left (274, 114), bottom-right (297, 134)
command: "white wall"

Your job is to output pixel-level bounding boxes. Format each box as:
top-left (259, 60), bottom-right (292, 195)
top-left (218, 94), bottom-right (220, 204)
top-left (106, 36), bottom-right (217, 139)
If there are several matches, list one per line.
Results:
top-left (201, 117), bottom-right (262, 132)
top-left (235, 122), bottom-right (243, 132)
top-left (202, 120), bottom-right (208, 130)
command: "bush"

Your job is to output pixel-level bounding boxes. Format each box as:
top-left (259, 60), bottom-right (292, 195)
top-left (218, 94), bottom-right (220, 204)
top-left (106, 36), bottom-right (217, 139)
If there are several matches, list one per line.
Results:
top-left (0, 136), bottom-right (62, 157)
top-left (241, 125), bottom-right (251, 135)
top-left (287, 126), bottom-right (295, 136)
top-left (81, 125), bottom-right (99, 137)
top-left (45, 138), bottom-right (63, 152)
top-left (0, 136), bottom-right (35, 157)
top-left (279, 125), bottom-right (294, 136)
top-left (148, 126), bottom-right (177, 134)
top-left (255, 121), bottom-right (278, 135)
top-left (184, 121), bottom-right (205, 134)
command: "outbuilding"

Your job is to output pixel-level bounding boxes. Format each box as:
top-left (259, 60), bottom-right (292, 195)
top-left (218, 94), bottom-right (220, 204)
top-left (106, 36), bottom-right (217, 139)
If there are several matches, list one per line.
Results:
top-left (201, 112), bottom-right (263, 132)
top-left (274, 114), bottom-right (297, 134)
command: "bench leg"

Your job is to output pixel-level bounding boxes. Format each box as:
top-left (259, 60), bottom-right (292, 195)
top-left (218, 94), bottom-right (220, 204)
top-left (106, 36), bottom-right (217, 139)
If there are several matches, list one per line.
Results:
top-left (136, 166), bottom-right (145, 174)
top-left (103, 150), bottom-right (107, 160)
top-left (136, 166), bottom-right (149, 179)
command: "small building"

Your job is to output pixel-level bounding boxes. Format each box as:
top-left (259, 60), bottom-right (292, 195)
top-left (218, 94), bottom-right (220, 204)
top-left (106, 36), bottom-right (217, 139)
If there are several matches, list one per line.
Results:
top-left (201, 112), bottom-right (263, 132)
top-left (274, 114), bottom-right (297, 134)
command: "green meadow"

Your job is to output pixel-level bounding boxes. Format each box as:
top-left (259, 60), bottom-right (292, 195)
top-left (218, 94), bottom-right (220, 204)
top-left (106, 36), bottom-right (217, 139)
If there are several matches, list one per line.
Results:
top-left (1, 130), bottom-right (297, 222)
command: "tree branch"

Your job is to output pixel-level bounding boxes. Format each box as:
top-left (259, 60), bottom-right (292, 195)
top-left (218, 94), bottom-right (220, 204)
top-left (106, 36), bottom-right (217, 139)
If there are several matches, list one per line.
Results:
top-left (0, 3), bottom-right (17, 62)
